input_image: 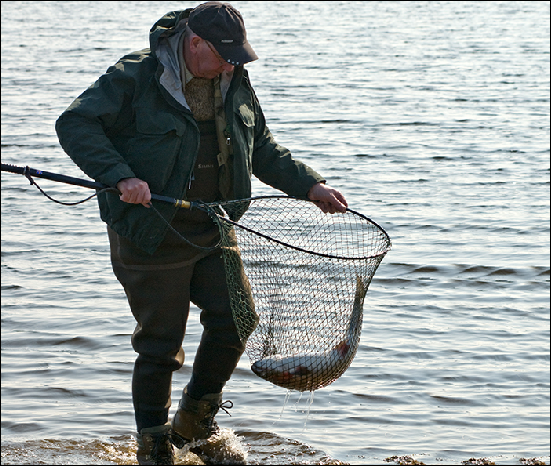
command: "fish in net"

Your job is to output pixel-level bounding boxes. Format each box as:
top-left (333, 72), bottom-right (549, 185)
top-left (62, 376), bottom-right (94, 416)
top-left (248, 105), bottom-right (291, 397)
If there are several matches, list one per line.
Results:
top-left (201, 196), bottom-right (391, 392)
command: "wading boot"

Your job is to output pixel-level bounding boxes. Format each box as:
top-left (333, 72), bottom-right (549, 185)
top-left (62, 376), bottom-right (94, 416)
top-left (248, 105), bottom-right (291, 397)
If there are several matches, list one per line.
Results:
top-left (136, 423), bottom-right (180, 465)
top-left (171, 386), bottom-right (233, 442)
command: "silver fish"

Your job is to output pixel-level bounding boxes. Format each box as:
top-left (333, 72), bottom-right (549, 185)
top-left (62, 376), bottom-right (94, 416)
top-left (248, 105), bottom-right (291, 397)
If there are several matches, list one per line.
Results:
top-left (251, 276), bottom-right (367, 390)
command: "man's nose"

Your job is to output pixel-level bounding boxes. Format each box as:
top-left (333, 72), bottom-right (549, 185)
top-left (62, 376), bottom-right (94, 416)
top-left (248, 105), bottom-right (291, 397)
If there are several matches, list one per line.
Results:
top-left (221, 62), bottom-right (235, 72)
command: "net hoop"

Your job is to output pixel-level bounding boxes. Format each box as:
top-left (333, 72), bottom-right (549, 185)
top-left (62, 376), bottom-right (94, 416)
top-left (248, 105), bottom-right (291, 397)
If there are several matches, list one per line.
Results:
top-left (211, 196), bottom-right (391, 392)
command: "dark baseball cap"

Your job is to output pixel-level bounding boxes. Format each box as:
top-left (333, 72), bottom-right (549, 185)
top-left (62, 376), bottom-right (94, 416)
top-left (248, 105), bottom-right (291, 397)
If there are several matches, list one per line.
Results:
top-left (188, 1), bottom-right (258, 66)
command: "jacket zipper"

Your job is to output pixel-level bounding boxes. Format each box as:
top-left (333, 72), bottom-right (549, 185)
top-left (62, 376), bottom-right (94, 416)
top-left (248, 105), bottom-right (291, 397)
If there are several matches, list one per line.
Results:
top-left (185, 119), bottom-right (200, 196)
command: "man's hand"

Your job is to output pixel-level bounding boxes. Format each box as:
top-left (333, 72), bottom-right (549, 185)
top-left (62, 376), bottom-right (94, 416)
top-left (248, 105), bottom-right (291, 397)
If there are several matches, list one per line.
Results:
top-left (307, 182), bottom-right (348, 214)
top-left (116, 178), bottom-right (151, 208)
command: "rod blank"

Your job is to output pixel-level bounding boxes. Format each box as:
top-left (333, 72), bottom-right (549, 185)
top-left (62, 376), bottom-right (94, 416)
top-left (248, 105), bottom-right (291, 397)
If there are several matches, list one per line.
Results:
top-left (1, 163), bottom-right (191, 208)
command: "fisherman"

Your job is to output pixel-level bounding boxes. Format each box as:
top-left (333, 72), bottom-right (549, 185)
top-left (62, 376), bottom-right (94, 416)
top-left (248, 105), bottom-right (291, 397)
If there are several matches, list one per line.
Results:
top-left (55, 2), bottom-right (347, 464)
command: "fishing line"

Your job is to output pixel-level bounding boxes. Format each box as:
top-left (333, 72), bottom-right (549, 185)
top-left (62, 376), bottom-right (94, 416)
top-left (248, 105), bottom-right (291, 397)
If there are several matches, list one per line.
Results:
top-left (21, 165), bottom-right (112, 206)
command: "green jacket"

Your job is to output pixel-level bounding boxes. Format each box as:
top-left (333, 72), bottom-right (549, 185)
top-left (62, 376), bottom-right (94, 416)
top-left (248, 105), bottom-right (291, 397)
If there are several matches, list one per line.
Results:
top-left (56, 9), bottom-right (324, 254)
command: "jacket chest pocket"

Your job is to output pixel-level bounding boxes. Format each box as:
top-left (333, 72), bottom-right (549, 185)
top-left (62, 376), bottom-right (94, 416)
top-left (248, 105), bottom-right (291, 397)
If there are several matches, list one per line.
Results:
top-left (134, 104), bottom-right (188, 137)
top-left (126, 105), bottom-right (191, 192)
top-left (133, 79), bottom-right (188, 137)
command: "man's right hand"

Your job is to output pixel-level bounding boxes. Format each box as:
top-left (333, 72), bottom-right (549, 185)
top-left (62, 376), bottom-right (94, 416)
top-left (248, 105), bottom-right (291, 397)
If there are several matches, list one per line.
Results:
top-left (116, 178), bottom-right (151, 208)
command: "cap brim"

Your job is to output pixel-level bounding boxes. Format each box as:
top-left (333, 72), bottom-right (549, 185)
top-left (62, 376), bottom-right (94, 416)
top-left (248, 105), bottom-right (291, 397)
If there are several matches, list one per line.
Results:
top-left (215, 41), bottom-right (258, 66)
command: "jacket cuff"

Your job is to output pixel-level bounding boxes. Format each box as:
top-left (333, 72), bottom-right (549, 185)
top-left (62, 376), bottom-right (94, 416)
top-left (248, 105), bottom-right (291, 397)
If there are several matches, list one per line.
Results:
top-left (100, 164), bottom-right (137, 188)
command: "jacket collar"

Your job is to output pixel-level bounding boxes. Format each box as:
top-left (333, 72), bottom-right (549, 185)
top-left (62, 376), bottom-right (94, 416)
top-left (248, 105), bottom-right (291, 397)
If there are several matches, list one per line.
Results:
top-left (153, 11), bottom-right (234, 109)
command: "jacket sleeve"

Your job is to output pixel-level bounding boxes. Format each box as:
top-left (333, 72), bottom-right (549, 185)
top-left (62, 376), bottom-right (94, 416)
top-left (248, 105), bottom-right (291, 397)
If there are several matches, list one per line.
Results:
top-left (55, 60), bottom-right (137, 188)
top-left (249, 92), bottom-right (325, 199)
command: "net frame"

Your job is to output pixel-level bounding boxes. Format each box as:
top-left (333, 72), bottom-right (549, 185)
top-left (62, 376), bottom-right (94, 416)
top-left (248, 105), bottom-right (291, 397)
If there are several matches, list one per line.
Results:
top-left (200, 196), bottom-right (391, 392)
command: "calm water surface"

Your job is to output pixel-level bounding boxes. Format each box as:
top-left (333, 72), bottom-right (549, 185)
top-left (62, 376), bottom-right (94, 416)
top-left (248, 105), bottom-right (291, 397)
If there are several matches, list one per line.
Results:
top-left (1, 1), bottom-right (549, 465)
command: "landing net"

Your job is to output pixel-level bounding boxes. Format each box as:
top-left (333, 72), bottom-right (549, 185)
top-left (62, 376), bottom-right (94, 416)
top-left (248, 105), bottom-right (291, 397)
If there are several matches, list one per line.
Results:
top-left (204, 196), bottom-right (391, 392)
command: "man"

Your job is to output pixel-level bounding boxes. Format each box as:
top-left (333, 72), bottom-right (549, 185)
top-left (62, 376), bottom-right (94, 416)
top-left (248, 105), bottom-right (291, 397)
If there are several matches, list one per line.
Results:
top-left (56, 2), bottom-right (347, 464)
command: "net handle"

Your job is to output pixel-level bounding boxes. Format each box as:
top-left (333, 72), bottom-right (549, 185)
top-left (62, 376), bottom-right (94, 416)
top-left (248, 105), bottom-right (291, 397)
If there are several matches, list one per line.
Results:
top-left (1, 163), bottom-right (189, 207)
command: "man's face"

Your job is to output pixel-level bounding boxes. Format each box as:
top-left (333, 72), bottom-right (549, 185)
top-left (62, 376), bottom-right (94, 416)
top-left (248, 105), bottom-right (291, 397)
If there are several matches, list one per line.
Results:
top-left (191, 37), bottom-right (235, 79)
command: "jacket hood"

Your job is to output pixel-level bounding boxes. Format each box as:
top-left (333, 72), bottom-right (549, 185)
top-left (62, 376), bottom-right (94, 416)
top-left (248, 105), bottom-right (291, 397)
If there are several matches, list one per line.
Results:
top-left (149, 9), bottom-right (193, 55)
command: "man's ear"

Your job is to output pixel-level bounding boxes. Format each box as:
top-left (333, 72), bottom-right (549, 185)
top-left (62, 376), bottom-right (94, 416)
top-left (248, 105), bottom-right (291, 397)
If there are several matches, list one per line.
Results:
top-left (189, 35), bottom-right (203, 53)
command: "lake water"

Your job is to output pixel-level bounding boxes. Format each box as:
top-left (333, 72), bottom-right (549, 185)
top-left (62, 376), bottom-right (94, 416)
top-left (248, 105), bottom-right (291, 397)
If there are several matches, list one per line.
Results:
top-left (1, 1), bottom-right (549, 465)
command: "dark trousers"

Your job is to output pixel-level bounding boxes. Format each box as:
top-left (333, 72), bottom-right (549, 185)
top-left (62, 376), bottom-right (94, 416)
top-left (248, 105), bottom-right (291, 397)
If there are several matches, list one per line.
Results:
top-left (108, 225), bottom-right (245, 432)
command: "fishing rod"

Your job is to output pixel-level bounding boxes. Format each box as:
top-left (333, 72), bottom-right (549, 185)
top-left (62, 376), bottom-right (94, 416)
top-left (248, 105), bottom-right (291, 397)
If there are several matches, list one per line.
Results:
top-left (1, 162), bottom-right (226, 251)
top-left (1, 163), bottom-right (191, 208)
top-left (2, 162), bottom-right (391, 260)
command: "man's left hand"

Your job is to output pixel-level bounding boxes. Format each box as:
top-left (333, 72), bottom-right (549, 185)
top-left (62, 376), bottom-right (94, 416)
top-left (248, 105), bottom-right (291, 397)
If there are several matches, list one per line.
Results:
top-left (307, 183), bottom-right (348, 214)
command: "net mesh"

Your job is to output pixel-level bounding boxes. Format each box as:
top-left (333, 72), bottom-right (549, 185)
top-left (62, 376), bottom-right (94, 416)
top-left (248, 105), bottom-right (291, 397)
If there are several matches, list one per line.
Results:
top-left (202, 196), bottom-right (391, 392)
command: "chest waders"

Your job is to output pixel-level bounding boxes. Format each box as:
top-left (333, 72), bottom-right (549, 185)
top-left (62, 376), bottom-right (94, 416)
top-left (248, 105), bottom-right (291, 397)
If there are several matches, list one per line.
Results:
top-left (111, 78), bottom-right (245, 460)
